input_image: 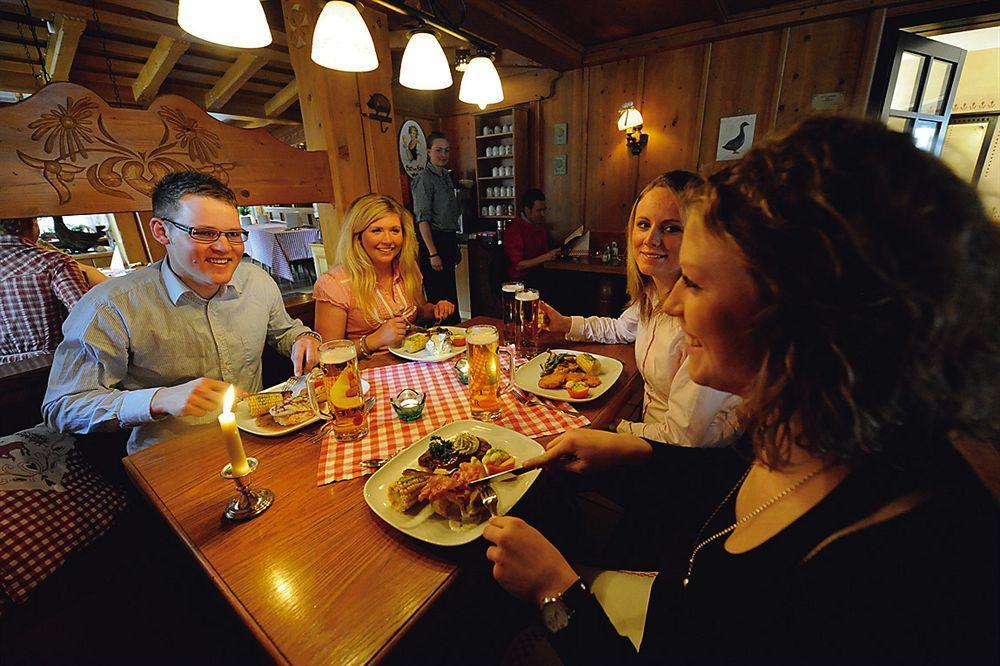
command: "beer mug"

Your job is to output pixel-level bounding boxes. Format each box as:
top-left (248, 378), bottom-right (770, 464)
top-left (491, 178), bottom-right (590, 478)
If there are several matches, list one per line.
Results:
top-left (307, 340), bottom-right (375, 441)
top-left (501, 281), bottom-right (524, 343)
top-left (466, 325), bottom-right (514, 422)
top-left (515, 288), bottom-right (541, 356)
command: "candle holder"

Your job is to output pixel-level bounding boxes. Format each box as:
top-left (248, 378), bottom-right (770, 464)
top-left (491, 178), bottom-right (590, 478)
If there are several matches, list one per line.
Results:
top-left (391, 388), bottom-right (426, 421)
top-left (219, 457), bottom-right (274, 521)
top-left (454, 356), bottom-right (470, 385)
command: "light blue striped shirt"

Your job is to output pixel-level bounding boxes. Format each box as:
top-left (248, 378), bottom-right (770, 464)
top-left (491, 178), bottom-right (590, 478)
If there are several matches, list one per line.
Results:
top-left (43, 258), bottom-right (311, 453)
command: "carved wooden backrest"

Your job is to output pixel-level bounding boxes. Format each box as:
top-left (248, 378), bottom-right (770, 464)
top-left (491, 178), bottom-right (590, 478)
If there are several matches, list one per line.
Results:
top-left (0, 82), bottom-right (332, 217)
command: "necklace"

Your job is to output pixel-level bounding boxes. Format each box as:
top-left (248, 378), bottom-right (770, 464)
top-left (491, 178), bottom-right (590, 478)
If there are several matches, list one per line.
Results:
top-left (683, 462), bottom-right (831, 587)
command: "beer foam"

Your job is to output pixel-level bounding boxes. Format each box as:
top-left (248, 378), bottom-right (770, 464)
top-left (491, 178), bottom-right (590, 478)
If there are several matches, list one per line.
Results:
top-left (466, 328), bottom-right (499, 345)
top-left (319, 346), bottom-right (356, 364)
top-left (502, 283), bottom-right (524, 293)
top-left (515, 290), bottom-right (539, 301)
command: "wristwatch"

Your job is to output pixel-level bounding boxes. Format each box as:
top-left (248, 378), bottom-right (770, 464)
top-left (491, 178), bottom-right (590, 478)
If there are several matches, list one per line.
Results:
top-left (540, 578), bottom-right (589, 634)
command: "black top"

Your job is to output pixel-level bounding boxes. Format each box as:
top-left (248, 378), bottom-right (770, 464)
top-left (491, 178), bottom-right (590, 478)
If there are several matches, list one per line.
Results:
top-left (549, 441), bottom-right (999, 665)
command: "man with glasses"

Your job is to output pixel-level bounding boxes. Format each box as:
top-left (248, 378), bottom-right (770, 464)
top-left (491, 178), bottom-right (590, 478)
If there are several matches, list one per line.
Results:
top-left (44, 172), bottom-right (321, 454)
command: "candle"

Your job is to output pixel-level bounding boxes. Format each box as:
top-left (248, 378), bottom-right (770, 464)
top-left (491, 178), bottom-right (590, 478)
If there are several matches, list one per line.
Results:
top-left (219, 385), bottom-right (250, 476)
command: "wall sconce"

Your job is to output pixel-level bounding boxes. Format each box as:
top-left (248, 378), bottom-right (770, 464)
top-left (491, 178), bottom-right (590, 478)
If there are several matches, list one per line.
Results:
top-left (364, 93), bottom-right (393, 133)
top-left (618, 101), bottom-right (647, 156)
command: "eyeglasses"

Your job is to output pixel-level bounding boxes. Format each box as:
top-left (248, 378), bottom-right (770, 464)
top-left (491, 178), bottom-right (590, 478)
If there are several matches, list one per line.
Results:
top-left (162, 218), bottom-right (248, 244)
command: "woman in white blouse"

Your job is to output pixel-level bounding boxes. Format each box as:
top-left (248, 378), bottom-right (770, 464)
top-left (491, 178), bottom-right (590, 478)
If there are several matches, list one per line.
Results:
top-left (543, 171), bottom-right (740, 447)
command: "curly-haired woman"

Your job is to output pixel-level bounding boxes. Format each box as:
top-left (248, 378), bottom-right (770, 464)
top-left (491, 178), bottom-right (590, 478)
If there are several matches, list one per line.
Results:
top-left (485, 116), bottom-right (999, 664)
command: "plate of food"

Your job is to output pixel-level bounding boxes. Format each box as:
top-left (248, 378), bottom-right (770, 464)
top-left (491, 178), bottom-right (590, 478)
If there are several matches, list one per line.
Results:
top-left (388, 325), bottom-right (467, 363)
top-left (513, 349), bottom-right (624, 403)
top-left (235, 376), bottom-right (370, 437)
top-left (363, 420), bottom-right (543, 546)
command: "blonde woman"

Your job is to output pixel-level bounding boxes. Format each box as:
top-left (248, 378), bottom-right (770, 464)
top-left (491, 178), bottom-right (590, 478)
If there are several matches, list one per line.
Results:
top-left (313, 194), bottom-right (454, 355)
top-left (543, 171), bottom-right (740, 447)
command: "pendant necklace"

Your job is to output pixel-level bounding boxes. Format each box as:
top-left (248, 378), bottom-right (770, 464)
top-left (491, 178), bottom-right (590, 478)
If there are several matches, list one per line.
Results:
top-left (683, 462), bottom-right (832, 587)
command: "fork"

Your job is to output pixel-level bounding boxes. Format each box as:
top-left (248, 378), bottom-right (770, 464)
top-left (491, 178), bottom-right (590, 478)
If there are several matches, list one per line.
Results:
top-left (477, 461), bottom-right (500, 517)
top-left (509, 386), bottom-right (580, 417)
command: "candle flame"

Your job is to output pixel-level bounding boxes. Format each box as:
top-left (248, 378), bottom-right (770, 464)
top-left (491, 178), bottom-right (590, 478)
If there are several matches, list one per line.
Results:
top-left (223, 384), bottom-right (235, 414)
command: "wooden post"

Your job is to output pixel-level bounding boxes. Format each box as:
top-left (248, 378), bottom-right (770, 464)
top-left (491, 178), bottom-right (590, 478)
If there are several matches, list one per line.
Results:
top-left (44, 14), bottom-right (86, 82)
top-left (280, 0), bottom-right (402, 264)
top-left (111, 211), bottom-right (152, 265)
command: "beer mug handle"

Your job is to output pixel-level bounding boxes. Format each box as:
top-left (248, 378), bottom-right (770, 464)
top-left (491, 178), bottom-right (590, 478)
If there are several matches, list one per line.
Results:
top-left (500, 345), bottom-right (516, 395)
top-left (306, 367), bottom-right (332, 420)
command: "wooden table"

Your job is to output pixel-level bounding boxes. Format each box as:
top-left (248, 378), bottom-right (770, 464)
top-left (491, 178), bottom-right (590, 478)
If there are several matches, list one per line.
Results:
top-left (543, 257), bottom-right (628, 316)
top-left (122, 317), bottom-right (640, 665)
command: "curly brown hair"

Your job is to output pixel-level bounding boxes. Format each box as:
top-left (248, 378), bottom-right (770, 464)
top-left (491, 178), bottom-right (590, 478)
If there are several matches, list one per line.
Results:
top-left (693, 115), bottom-right (1000, 468)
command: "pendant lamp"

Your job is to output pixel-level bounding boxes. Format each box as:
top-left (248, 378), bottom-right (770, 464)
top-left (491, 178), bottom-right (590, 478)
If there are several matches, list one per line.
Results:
top-left (399, 30), bottom-right (452, 90)
top-left (311, 1), bottom-right (379, 72)
top-left (458, 55), bottom-right (504, 110)
top-left (178, 0), bottom-right (272, 48)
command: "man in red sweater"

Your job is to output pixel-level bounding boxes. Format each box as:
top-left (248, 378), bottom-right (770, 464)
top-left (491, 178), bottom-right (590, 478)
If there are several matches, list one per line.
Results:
top-left (504, 189), bottom-right (561, 285)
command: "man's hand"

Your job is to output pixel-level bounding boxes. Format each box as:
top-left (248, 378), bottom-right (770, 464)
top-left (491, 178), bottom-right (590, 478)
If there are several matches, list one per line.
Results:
top-left (522, 428), bottom-right (653, 475)
top-left (542, 248), bottom-right (563, 262)
top-left (432, 300), bottom-right (455, 321)
top-left (370, 316), bottom-right (409, 349)
top-left (291, 334), bottom-right (321, 376)
top-left (484, 516), bottom-right (579, 605)
top-left (430, 255), bottom-right (444, 271)
top-left (150, 377), bottom-right (231, 417)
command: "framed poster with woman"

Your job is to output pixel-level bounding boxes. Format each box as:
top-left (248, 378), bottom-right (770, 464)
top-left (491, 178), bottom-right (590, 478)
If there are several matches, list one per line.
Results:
top-left (399, 120), bottom-right (427, 178)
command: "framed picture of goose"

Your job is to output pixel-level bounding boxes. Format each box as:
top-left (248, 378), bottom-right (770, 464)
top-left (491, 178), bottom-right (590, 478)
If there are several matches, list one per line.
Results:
top-left (717, 113), bottom-right (756, 161)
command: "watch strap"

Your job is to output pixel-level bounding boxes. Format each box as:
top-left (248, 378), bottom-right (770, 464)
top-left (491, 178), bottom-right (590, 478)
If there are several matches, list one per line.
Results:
top-left (559, 577), bottom-right (589, 614)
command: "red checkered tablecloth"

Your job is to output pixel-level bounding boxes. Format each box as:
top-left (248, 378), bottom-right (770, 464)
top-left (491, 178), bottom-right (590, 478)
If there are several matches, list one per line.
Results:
top-left (317, 361), bottom-right (590, 484)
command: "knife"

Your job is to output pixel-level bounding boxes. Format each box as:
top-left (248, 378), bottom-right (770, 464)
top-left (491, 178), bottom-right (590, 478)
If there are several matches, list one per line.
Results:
top-left (469, 465), bottom-right (539, 487)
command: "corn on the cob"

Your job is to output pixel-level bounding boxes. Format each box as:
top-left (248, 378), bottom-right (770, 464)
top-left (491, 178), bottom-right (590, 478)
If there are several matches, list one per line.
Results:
top-left (387, 469), bottom-right (431, 511)
top-left (244, 391), bottom-right (289, 417)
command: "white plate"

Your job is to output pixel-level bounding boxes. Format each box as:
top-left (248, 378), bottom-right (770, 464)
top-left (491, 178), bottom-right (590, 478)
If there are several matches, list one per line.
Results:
top-left (235, 378), bottom-right (370, 438)
top-left (363, 420), bottom-right (543, 546)
top-left (388, 326), bottom-right (467, 363)
top-left (513, 349), bottom-right (624, 403)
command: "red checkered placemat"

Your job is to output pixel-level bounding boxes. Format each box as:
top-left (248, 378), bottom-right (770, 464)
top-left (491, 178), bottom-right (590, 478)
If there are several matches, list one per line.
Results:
top-left (317, 361), bottom-right (590, 484)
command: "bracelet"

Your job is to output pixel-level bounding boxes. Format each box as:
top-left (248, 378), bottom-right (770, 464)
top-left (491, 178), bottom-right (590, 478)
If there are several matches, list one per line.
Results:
top-left (296, 331), bottom-right (322, 344)
top-left (357, 335), bottom-right (372, 359)
top-left (429, 253), bottom-right (439, 258)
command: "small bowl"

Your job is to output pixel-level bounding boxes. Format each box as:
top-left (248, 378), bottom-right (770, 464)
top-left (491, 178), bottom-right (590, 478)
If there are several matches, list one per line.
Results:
top-left (391, 388), bottom-right (426, 421)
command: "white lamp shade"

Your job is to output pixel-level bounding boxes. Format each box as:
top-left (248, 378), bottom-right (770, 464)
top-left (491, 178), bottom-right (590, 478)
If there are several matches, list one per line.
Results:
top-left (311, 1), bottom-right (379, 72)
top-left (399, 32), bottom-right (452, 90)
top-left (178, 0), bottom-right (272, 48)
top-left (618, 107), bottom-right (644, 131)
top-left (458, 56), bottom-right (504, 110)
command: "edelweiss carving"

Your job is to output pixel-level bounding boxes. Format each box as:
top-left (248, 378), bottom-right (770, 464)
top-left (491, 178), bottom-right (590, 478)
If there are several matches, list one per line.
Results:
top-left (17, 95), bottom-right (236, 204)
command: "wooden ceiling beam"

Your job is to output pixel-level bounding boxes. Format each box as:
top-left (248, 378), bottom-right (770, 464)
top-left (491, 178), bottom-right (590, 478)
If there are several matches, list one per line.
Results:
top-left (0, 0), bottom-right (290, 63)
top-left (584, 0), bottom-right (986, 65)
top-left (208, 111), bottom-right (301, 127)
top-left (44, 13), bottom-right (86, 81)
top-left (72, 53), bottom-right (283, 96)
top-left (132, 36), bottom-right (190, 106)
top-left (205, 53), bottom-right (269, 111)
top-left (0, 69), bottom-right (39, 93)
top-left (456, 0), bottom-right (584, 71)
top-left (264, 79), bottom-right (298, 118)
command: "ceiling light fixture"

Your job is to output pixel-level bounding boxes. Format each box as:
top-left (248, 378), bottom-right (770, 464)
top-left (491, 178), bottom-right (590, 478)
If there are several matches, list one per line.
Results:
top-left (311, 1), bottom-right (379, 72)
top-left (177, 0), bottom-right (272, 48)
top-left (399, 29), bottom-right (452, 90)
top-left (459, 53), bottom-right (504, 110)
top-left (454, 48), bottom-right (472, 72)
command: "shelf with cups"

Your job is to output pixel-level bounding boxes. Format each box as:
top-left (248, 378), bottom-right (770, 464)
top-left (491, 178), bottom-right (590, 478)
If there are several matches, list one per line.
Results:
top-left (474, 106), bottom-right (528, 227)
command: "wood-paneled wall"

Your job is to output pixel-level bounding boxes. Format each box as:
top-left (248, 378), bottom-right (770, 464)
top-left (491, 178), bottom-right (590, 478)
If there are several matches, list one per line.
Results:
top-left (444, 11), bottom-right (884, 242)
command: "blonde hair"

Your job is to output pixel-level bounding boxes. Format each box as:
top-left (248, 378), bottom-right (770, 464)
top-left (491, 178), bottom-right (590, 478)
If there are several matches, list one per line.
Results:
top-left (625, 171), bottom-right (702, 321)
top-left (334, 194), bottom-right (423, 325)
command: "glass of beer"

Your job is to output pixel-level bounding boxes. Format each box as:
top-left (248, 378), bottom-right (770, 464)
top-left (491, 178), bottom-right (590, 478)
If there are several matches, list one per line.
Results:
top-left (501, 281), bottom-right (524, 343)
top-left (515, 288), bottom-right (541, 356)
top-left (307, 340), bottom-right (374, 441)
top-left (466, 325), bottom-right (514, 421)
